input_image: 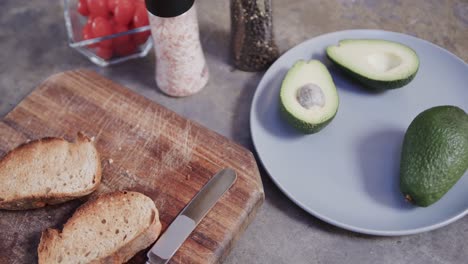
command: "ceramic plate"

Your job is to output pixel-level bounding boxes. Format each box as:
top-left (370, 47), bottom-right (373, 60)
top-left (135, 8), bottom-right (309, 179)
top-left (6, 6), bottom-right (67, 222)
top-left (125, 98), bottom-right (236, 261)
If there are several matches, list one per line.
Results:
top-left (250, 29), bottom-right (468, 235)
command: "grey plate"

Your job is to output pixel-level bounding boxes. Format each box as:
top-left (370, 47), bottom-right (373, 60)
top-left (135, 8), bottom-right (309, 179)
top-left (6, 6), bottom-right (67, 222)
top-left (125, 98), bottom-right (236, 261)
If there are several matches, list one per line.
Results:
top-left (250, 29), bottom-right (468, 236)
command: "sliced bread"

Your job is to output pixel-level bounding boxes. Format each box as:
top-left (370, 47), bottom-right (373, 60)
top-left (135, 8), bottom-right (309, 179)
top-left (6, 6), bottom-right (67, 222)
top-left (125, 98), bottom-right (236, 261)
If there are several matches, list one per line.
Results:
top-left (38, 191), bottom-right (162, 264)
top-left (0, 132), bottom-right (101, 210)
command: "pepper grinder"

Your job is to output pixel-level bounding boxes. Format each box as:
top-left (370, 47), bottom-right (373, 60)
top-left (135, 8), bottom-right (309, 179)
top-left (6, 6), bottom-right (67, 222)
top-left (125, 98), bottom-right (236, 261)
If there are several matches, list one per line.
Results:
top-left (231, 0), bottom-right (279, 71)
top-left (145, 0), bottom-right (209, 97)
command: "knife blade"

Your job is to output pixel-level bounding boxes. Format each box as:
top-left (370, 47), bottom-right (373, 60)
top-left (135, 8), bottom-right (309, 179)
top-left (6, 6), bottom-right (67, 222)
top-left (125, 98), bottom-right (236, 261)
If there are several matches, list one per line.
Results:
top-left (146, 168), bottom-right (237, 264)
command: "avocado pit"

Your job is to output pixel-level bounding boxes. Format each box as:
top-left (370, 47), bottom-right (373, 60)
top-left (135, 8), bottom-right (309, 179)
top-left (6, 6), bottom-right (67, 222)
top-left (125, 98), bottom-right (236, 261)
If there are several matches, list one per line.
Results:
top-left (296, 83), bottom-right (325, 109)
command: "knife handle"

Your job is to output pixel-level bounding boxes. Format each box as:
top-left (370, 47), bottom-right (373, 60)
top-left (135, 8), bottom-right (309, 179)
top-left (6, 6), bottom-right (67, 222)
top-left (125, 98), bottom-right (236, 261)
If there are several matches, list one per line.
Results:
top-left (147, 169), bottom-right (237, 264)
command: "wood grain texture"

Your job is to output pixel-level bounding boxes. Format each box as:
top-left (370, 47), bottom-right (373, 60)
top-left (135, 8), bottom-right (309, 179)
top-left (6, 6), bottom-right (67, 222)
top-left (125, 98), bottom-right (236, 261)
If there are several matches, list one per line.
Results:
top-left (0, 70), bottom-right (264, 264)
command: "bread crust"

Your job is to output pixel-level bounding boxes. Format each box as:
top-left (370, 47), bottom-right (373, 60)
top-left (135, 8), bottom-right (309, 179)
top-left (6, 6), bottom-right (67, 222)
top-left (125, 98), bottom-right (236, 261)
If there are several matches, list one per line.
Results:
top-left (38, 191), bottom-right (162, 264)
top-left (0, 132), bottom-right (102, 210)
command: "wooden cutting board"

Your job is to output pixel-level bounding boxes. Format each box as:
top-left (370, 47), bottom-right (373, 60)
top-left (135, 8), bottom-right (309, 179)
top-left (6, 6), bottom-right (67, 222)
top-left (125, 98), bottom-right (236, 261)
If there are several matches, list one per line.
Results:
top-left (0, 70), bottom-right (264, 264)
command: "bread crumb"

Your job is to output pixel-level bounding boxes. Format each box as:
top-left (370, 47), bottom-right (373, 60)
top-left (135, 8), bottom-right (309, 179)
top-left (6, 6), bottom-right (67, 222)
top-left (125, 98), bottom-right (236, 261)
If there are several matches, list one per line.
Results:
top-left (90, 136), bottom-right (96, 142)
top-left (186, 174), bottom-right (191, 180)
top-left (108, 159), bottom-right (113, 164)
top-left (25, 139), bottom-right (31, 143)
top-left (125, 170), bottom-right (129, 174)
top-left (118, 147), bottom-right (122, 151)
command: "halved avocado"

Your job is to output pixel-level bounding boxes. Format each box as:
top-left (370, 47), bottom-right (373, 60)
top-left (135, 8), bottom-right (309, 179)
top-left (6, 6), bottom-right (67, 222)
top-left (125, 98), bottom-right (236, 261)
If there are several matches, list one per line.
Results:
top-left (280, 60), bottom-right (339, 134)
top-left (326, 39), bottom-right (419, 90)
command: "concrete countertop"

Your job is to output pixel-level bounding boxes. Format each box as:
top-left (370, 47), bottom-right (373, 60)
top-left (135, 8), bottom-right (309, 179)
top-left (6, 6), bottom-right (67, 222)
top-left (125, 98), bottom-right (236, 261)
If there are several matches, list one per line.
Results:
top-left (1, 0), bottom-right (467, 263)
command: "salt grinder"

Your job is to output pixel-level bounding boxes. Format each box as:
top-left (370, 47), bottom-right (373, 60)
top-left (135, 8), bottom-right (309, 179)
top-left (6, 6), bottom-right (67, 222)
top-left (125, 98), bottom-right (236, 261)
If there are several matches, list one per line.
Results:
top-left (145, 0), bottom-right (209, 96)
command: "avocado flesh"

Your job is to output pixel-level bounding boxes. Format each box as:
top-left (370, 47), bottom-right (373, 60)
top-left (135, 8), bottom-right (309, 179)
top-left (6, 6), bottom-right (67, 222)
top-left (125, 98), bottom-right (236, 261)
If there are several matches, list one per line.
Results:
top-left (400, 106), bottom-right (468, 207)
top-left (279, 60), bottom-right (339, 134)
top-left (326, 39), bottom-right (419, 90)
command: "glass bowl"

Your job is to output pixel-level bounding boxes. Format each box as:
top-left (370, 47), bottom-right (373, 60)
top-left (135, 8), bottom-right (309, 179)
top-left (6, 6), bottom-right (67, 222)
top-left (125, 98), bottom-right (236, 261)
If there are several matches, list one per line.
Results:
top-left (63, 0), bottom-right (153, 67)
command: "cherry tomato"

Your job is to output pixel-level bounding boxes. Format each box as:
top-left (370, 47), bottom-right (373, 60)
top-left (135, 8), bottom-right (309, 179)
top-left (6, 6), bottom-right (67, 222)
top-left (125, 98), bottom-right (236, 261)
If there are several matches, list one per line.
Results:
top-left (82, 22), bottom-right (99, 48)
top-left (86, 16), bottom-right (94, 26)
top-left (82, 22), bottom-right (93, 40)
top-left (78, 0), bottom-right (90, 16)
top-left (87, 0), bottom-right (109, 18)
top-left (115, 40), bottom-right (137, 56)
top-left (113, 24), bottom-right (131, 48)
top-left (109, 17), bottom-right (117, 29)
top-left (132, 5), bottom-right (150, 45)
top-left (114, 0), bottom-right (135, 26)
top-left (133, 31), bottom-right (150, 45)
top-left (92, 17), bottom-right (113, 48)
top-left (135, 0), bottom-right (145, 9)
top-left (96, 46), bottom-right (113, 60)
top-left (133, 4), bottom-right (149, 27)
top-left (107, 0), bottom-right (118, 12)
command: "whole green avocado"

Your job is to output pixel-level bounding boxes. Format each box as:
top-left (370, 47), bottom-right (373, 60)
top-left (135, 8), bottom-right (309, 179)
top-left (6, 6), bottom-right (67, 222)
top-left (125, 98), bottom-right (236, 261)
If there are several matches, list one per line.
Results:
top-left (400, 106), bottom-right (468, 207)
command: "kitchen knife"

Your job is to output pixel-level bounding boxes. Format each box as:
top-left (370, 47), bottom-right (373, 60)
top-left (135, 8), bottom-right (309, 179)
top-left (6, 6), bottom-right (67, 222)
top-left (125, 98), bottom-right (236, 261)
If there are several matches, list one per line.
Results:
top-left (146, 168), bottom-right (237, 264)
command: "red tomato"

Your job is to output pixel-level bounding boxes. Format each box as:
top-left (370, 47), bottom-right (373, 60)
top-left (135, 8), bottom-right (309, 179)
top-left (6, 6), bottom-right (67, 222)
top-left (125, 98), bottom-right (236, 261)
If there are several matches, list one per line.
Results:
top-left (135, 0), bottom-right (145, 9)
top-left (107, 0), bottom-right (118, 12)
top-left (113, 24), bottom-right (131, 48)
top-left (82, 22), bottom-right (93, 40)
top-left (92, 17), bottom-right (113, 48)
top-left (115, 40), bottom-right (137, 56)
top-left (78, 0), bottom-right (90, 16)
top-left (82, 22), bottom-right (99, 48)
top-left (87, 0), bottom-right (109, 18)
top-left (96, 46), bottom-right (113, 60)
top-left (132, 5), bottom-right (150, 45)
top-left (86, 16), bottom-right (94, 26)
top-left (109, 17), bottom-right (117, 29)
top-left (114, 0), bottom-right (135, 26)
top-left (133, 4), bottom-right (149, 27)
top-left (133, 31), bottom-right (150, 45)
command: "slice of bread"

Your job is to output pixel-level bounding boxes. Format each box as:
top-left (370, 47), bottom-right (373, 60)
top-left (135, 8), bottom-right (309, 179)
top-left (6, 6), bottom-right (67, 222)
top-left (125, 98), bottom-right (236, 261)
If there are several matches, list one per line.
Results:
top-left (0, 132), bottom-right (101, 210)
top-left (38, 191), bottom-right (162, 264)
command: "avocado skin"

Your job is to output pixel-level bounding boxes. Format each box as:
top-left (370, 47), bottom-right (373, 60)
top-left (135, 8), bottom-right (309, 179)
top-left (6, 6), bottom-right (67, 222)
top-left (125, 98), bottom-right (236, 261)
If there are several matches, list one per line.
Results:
top-left (325, 50), bottom-right (418, 91)
top-left (279, 99), bottom-right (337, 134)
top-left (400, 106), bottom-right (468, 207)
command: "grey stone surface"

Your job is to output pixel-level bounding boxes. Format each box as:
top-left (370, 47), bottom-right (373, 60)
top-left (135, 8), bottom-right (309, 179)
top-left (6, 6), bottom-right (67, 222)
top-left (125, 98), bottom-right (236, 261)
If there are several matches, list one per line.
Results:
top-left (1, 0), bottom-right (467, 263)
